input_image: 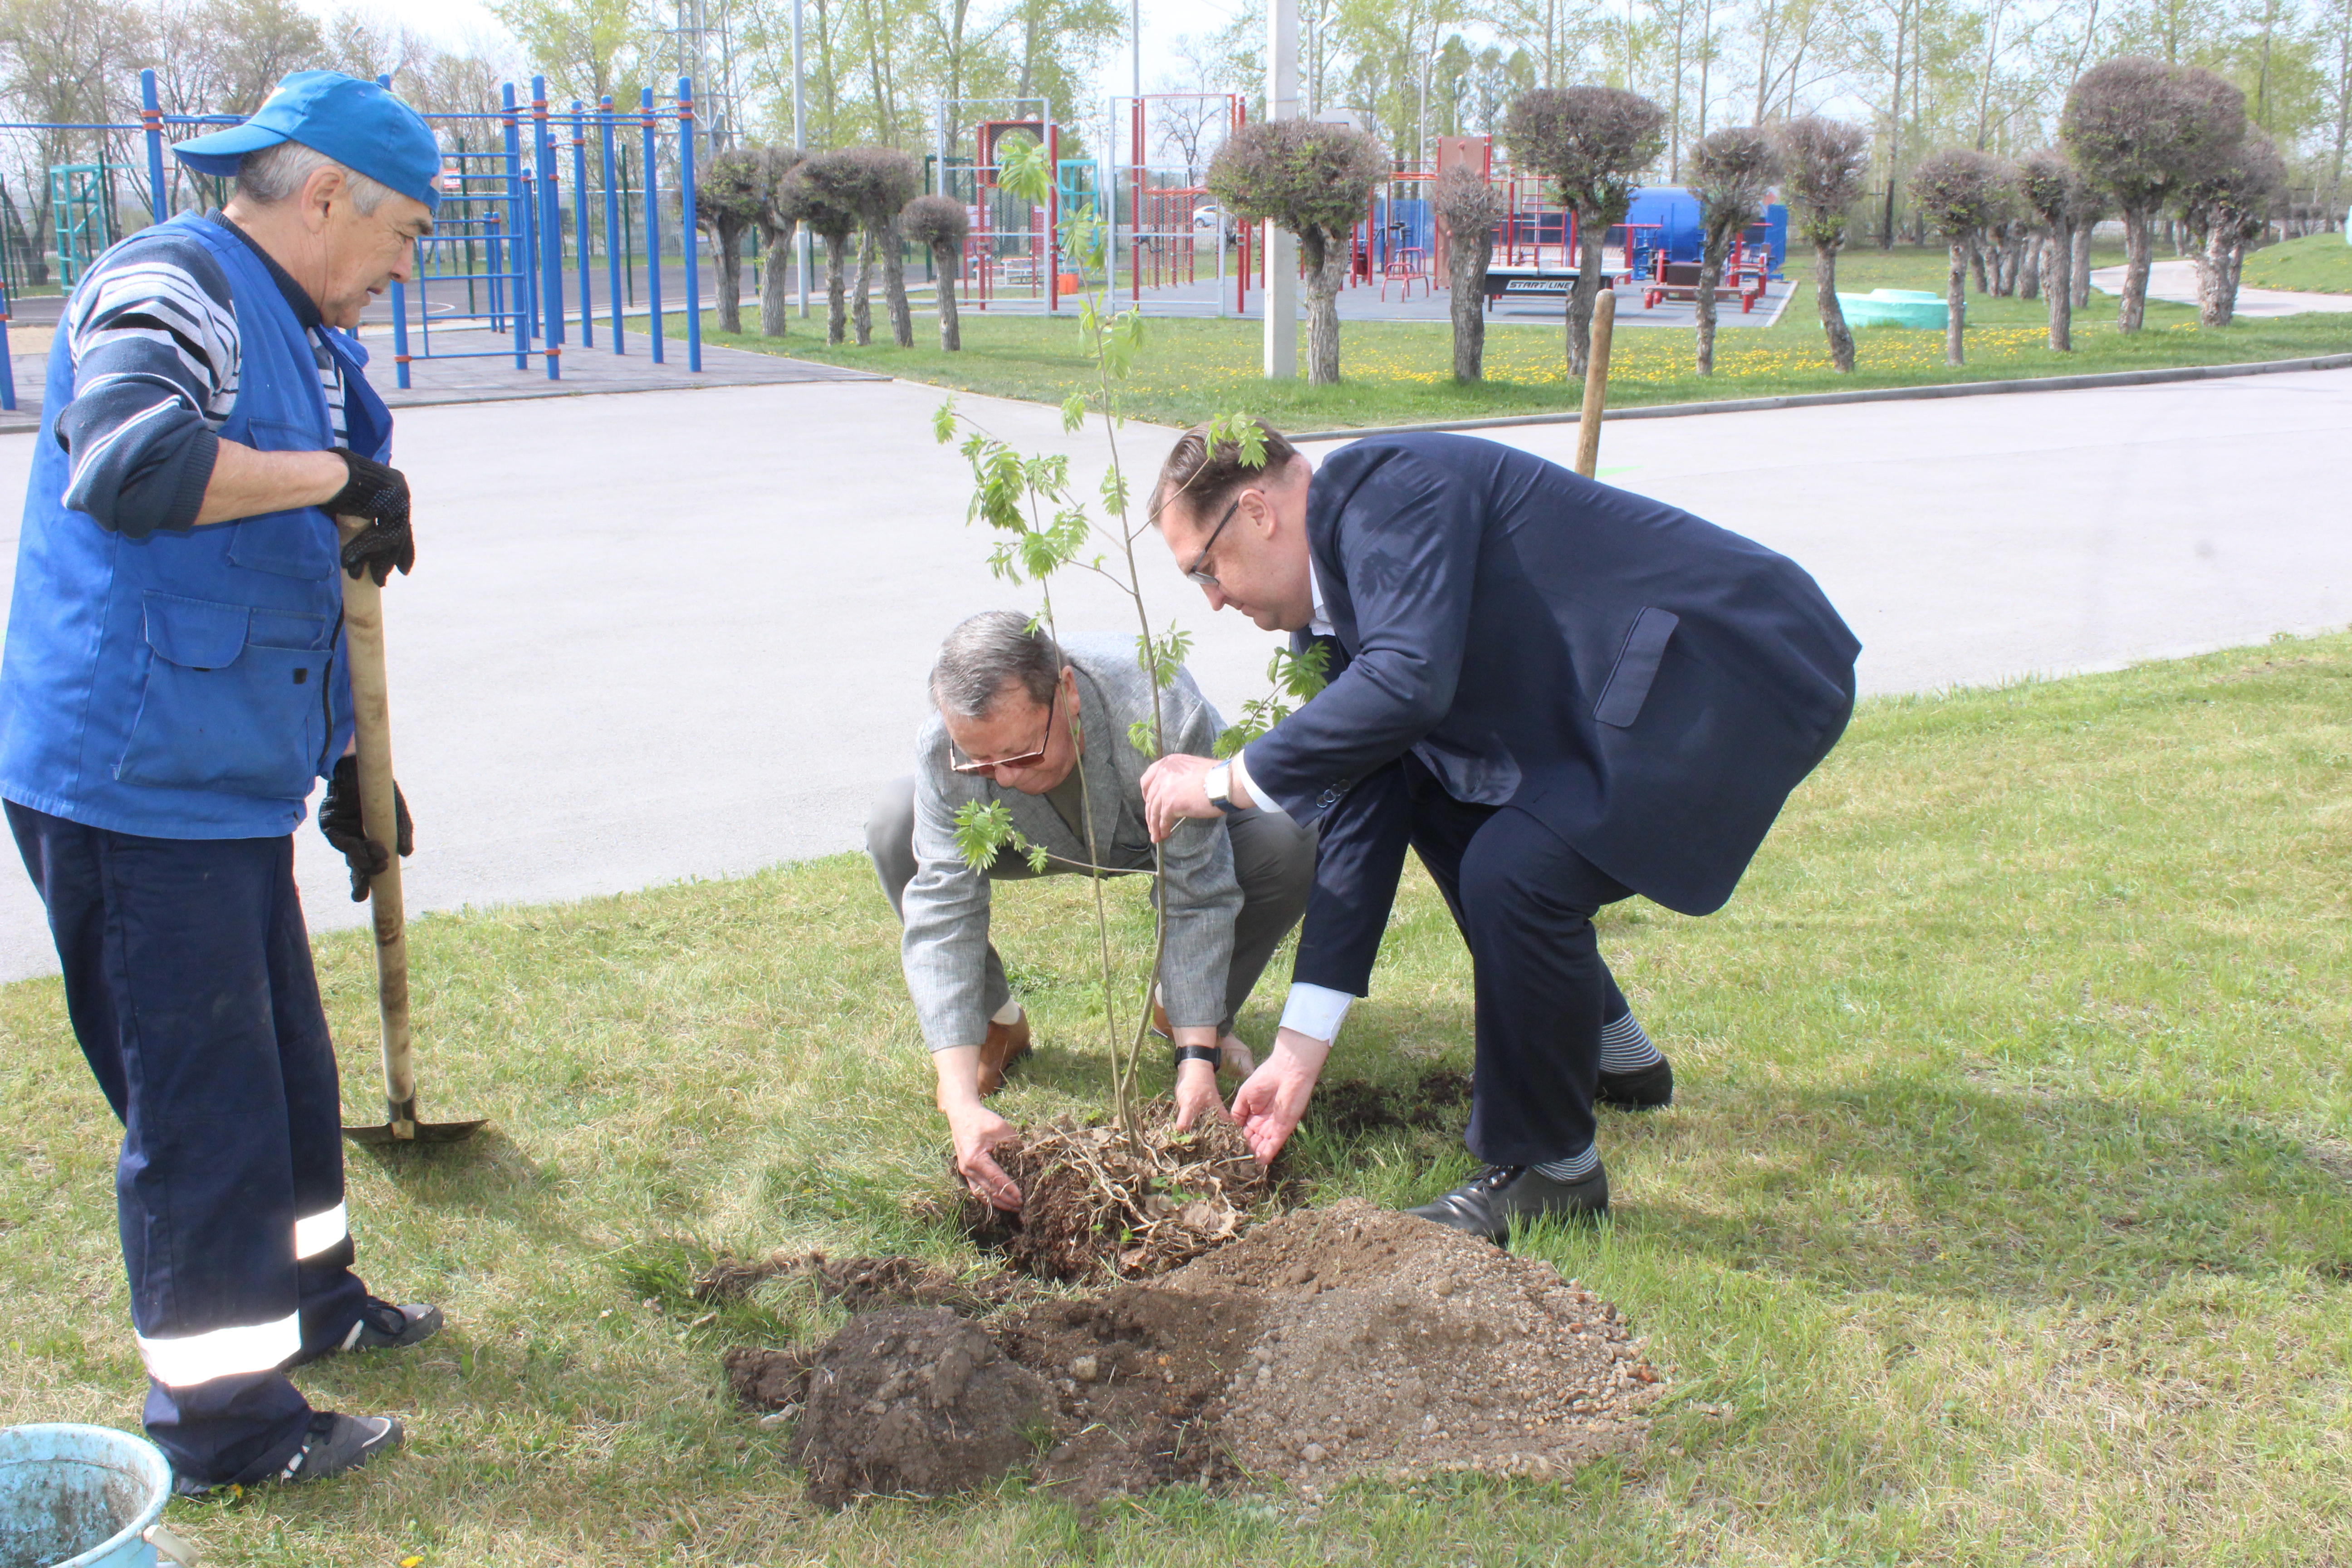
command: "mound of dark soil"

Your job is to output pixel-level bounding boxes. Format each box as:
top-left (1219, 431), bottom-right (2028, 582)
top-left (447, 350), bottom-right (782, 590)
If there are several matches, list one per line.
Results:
top-left (780, 1307), bottom-right (1055, 1508)
top-left (734, 1198), bottom-right (1664, 1508)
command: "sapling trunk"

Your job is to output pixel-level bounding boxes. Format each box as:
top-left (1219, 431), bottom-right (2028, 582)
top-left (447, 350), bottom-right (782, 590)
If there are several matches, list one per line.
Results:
top-left (716, 224), bottom-right (744, 334)
top-left (1300, 229), bottom-right (1342, 386)
top-left (2118, 208), bottom-right (2151, 333)
top-left (1447, 226), bottom-right (1490, 382)
top-left (824, 233), bottom-right (848, 344)
top-left (1565, 223), bottom-right (1605, 377)
top-left (2046, 222), bottom-right (2073, 352)
top-left (760, 223), bottom-right (796, 337)
top-left (1815, 240), bottom-right (1856, 373)
top-left (1945, 237), bottom-right (1968, 366)
top-left (1695, 236), bottom-right (1724, 376)
top-left (882, 216), bottom-right (913, 348)
top-left (934, 241), bottom-right (962, 350)
top-left (853, 229), bottom-right (875, 346)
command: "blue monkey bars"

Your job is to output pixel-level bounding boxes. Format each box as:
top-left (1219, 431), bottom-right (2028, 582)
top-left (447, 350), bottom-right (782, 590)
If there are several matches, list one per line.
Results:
top-left (0, 67), bottom-right (708, 406)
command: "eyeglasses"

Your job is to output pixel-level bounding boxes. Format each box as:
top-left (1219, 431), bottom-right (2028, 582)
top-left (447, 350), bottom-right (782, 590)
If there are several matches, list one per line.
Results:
top-left (948, 683), bottom-right (1060, 776)
top-left (1184, 494), bottom-right (1246, 589)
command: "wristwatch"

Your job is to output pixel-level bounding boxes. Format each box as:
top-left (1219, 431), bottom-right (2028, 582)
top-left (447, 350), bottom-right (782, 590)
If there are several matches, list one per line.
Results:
top-left (1204, 761), bottom-right (1247, 815)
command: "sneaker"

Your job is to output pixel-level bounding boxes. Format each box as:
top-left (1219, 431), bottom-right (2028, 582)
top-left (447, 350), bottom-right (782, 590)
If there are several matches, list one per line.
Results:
top-left (338, 1296), bottom-right (442, 1353)
top-left (285, 1296), bottom-right (441, 1369)
top-left (1403, 1162), bottom-right (1610, 1245)
top-left (275, 1412), bottom-right (402, 1484)
top-left (171, 1412), bottom-right (404, 1496)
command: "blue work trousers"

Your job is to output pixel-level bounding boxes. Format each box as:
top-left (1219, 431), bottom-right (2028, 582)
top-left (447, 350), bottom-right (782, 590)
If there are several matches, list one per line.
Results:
top-left (8, 802), bottom-right (370, 1486)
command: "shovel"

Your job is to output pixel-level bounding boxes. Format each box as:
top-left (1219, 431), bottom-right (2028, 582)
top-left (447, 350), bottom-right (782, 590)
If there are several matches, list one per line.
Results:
top-left (336, 517), bottom-right (486, 1147)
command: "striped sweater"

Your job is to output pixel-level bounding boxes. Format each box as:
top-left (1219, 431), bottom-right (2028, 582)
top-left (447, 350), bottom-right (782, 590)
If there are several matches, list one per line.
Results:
top-left (53, 213), bottom-right (349, 540)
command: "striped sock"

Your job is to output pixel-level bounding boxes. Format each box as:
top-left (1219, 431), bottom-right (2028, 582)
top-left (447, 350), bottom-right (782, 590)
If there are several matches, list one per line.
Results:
top-left (1599, 1010), bottom-right (1663, 1073)
top-left (1529, 1145), bottom-right (1600, 1183)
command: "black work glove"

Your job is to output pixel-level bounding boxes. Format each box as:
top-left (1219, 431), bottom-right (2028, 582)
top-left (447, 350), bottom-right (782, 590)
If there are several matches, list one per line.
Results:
top-left (319, 754), bottom-right (414, 902)
top-left (328, 451), bottom-right (415, 585)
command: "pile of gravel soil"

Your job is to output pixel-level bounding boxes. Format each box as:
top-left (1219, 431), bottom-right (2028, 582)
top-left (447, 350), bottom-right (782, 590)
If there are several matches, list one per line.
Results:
top-left (730, 1198), bottom-right (1664, 1507)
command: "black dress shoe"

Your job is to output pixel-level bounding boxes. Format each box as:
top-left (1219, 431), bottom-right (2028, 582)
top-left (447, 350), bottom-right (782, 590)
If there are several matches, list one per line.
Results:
top-left (1403, 1162), bottom-right (1609, 1244)
top-left (1597, 1056), bottom-right (1673, 1109)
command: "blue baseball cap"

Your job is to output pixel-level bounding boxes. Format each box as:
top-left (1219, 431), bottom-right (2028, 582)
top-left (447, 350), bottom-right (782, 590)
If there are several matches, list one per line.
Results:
top-left (172, 71), bottom-right (440, 213)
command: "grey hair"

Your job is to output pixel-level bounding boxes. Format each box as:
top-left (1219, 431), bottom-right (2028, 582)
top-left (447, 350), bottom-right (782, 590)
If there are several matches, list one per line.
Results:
top-left (930, 610), bottom-right (1063, 717)
top-left (234, 139), bottom-right (396, 214)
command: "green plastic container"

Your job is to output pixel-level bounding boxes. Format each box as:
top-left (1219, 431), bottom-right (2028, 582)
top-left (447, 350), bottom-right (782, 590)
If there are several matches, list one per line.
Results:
top-left (1836, 288), bottom-right (1949, 328)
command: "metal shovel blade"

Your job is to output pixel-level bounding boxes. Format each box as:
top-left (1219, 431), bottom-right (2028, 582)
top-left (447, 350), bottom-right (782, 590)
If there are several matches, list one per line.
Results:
top-left (344, 1096), bottom-right (488, 1146)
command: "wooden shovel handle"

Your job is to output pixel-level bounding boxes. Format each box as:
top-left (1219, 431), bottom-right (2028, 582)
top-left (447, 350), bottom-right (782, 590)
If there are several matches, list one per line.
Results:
top-left (336, 517), bottom-right (415, 1134)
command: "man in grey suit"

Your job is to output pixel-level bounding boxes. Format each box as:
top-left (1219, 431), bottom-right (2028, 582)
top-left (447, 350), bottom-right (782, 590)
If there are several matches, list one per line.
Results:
top-left (867, 611), bottom-right (1314, 1211)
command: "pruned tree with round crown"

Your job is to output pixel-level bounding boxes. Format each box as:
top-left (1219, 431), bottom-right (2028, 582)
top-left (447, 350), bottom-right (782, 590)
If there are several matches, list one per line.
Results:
top-left (1687, 126), bottom-right (1779, 377)
top-left (1205, 118), bottom-right (1389, 387)
top-left (1769, 115), bottom-right (1870, 374)
top-left (1503, 86), bottom-right (1666, 379)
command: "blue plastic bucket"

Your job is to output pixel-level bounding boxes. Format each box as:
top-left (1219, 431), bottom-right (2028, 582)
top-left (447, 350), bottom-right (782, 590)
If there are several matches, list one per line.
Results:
top-left (0, 1425), bottom-right (172, 1568)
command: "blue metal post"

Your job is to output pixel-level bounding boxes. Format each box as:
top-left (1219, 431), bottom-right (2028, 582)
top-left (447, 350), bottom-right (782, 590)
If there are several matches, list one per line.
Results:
top-left (140, 70), bottom-right (167, 228)
top-left (503, 83), bottom-right (530, 369)
top-left (679, 78), bottom-right (701, 372)
top-left (0, 285), bottom-right (16, 412)
top-left (601, 96), bottom-right (624, 353)
top-left (571, 101), bottom-right (593, 347)
top-left (533, 76), bottom-right (562, 378)
top-left (376, 74), bottom-right (413, 387)
top-left (642, 87), bottom-right (663, 363)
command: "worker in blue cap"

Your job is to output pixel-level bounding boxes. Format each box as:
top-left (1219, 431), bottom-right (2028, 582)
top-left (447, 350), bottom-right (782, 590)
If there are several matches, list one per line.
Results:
top-left (0, 72), bottom-right (450, 1495)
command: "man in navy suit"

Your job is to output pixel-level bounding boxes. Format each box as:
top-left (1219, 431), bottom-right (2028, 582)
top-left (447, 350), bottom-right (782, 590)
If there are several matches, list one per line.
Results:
top-left (1141, 421), bottom-right (1858, 1241)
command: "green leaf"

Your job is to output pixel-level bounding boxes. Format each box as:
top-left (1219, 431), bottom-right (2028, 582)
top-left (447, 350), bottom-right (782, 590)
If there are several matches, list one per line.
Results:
top-left (1275, 640), bottom-right (1330, 700)
top-left (1060, 392), bottom-right (1087, 433)
top-left (1025, 843), bottom-right (1052, 873)
top-left (1098, 467), bottom-right (1130, 519)
top-left (998, 139), bottom-right (1051, 206)
top-left (1127, 717), bottom-right (1160, 760)
top-left (932, 399), bottom-right (957, 445)
top-left (951, 799), bottom-right (1019, 872)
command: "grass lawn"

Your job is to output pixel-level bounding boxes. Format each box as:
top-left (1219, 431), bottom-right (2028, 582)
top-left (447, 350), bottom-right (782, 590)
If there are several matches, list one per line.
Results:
top-left (704, 243), bottom-right (2352, 429)
top-left (5, 632), bottom-right (2352, 1563)
top-left (2241, 231), bottom-right (2352, 294)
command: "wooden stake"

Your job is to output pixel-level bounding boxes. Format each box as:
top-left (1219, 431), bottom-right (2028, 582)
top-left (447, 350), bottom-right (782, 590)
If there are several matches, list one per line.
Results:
top-left (1575, 287), bottom-right (1617, 478)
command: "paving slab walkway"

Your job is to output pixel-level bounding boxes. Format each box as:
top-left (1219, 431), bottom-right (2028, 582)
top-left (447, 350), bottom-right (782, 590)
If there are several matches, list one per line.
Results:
top-left (2091, 257), bottom-right (2352, 317)
top-left (0, 366), bottom-right (2345, 980)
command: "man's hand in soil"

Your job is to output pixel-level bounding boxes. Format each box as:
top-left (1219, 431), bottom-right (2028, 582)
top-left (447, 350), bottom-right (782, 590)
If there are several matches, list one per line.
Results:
top-left (935, 1045), bottom-right (1022, 1211)
top-left (1229, 1027), bottom-right (1332, 1166)
top-left (1171, 1049), bottom-right (1226, 1132)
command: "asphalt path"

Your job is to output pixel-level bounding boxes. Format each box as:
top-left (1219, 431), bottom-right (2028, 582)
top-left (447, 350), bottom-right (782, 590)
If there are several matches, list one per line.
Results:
top-left (0, 366), bottom-right (2346, 981)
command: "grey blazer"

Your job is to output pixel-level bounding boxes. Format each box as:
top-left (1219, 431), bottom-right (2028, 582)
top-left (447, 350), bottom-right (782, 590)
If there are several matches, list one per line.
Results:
top-left (901, 634), bottom-right (1242, 1050)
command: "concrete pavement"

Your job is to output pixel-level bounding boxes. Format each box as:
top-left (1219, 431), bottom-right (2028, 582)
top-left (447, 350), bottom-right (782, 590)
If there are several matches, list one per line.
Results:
top-left (1, 366), bottom-right (2346, 980)
top-left (2091, 257), bottom-right (2352, 317)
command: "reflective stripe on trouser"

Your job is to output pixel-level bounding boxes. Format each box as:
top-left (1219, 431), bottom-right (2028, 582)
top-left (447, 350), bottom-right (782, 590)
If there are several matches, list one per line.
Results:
top-left (7, 804), bottom-right (371, 1486)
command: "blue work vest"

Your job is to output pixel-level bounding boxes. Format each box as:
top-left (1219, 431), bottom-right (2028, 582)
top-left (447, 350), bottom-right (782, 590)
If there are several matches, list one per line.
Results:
top-left (0, 214), bottom-right (393, 840)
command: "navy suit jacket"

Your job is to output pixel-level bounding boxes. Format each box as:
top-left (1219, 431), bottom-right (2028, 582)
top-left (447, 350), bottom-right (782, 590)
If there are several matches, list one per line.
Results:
top-left (1242, 434), bottom-right (1859, 988)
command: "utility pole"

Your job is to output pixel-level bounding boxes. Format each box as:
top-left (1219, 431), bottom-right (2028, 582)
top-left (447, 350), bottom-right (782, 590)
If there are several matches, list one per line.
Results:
top-left (1264, 0), bottom-right (1298, 379)
top-left (794, 0), bottom-right (809, 315)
